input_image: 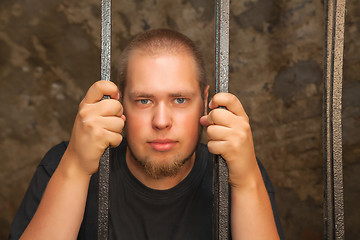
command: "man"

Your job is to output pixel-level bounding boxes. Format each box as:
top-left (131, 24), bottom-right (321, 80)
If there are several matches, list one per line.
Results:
top-left (10, 29), bottom-right (283, 239)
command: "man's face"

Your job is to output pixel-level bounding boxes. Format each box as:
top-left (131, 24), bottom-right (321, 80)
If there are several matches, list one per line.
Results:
top-left (122, 50), bottom-right (208, 179)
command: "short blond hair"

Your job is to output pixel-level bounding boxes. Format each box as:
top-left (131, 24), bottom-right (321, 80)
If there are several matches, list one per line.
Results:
top-left (117, 28), bottom-right (207, 99)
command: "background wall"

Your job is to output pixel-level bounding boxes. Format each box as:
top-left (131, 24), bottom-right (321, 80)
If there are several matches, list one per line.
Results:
top-left (0, 0), bottom-right (359, 239)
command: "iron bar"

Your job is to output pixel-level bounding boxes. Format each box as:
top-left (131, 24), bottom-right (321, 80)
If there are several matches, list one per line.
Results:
top-left (323, 0), bottom-right (346, 239)
top-left (213, 0), bottom-right (230, 239)
top-left (98, 0), bottom-right (112, 239)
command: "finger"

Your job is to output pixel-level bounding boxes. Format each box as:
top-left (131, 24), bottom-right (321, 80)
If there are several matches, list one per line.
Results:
top-left (209, 93), bottom-right (248, 119)
top-left (207, 140), bottom-right (227, 156)
top-left (201, 108), bottom-right (242, 128)
top-left (104, 130), bottom-right (123, 148)
top-left (100, 116), bottom-right (125, 134)
top-left (82, 80), bottom-right (120, 104)
top-left (206, 124), bottom-right (231, 141)
top-left (200, 114), bottom-right (218, 127)
top-left (94, 99), bottom-right (124, 117)
top-left (80, 116), bottom-right (124, 144)
top-left (208, 108), bottom-right (239, 127)
top-left (200, 108), bottom-right (235, 127)
top-left (80, 99), bottom-right (123, 119)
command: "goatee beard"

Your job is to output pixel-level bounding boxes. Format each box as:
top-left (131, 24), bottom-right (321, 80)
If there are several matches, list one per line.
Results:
top-left (127, 146), bottom-right (195, 180)
top-left (126, 124), bottom-right (203, 180)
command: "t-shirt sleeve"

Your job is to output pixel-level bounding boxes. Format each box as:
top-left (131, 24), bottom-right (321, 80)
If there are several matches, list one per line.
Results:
top-left (257, 159), bottom-right (285, 240)
top-left (8, 141), bottom-right (68, 240)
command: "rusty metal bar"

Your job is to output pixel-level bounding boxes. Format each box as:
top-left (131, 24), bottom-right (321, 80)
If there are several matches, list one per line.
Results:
top-left (323, 0), bottom-right (346, 239)
top-left (213, 0), bottom-right (230, 239)
top-left (98, 0), bottom-right (112, 239)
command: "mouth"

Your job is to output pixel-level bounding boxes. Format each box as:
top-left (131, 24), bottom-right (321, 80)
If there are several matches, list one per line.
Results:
top-left (148, 139), bottom-right (177, 152)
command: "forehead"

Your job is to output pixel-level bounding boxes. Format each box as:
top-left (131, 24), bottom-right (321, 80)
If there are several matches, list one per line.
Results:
top-left (125, 51), bottom-right (200, 95)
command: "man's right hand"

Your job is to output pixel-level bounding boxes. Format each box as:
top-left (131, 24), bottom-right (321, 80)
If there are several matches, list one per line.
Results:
top-left (65, 80), bottom-right (125, 177)
top-left (20, 80), bottom-right (126, 240)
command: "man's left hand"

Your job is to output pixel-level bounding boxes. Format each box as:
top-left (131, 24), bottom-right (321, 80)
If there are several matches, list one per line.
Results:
top-left (200, 92), bottom-right (260, 190)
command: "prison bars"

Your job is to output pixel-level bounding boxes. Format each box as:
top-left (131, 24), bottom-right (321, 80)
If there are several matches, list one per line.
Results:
top-left (98, 0), bottom-right (112, 239)
top-left (213, 0), bottom-right (230, 240)
top-left (96, 0), bottom-right (347, 239)
top-left (323, 0), bottom-right (346, 239)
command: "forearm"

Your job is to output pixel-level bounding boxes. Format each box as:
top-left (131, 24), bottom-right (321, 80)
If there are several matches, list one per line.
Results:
top-left (231, 171), bottom-right (279, 240)
top-left (20, 151), bottom-right (91, 240)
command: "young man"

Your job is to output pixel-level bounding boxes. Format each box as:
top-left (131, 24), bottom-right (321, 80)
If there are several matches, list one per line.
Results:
top-left (10, 29), bottom-right (283, 239)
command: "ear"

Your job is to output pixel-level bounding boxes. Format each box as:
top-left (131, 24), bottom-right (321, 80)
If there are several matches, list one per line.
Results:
top-left (119, 91), bottom-right (123, 102)
top-left (203, 85), bottom-right (210, 115)
top-left (119, 91), bottom-right (126, 114)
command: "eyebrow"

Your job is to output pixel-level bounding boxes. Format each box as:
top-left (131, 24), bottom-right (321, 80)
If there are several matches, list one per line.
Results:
top-left (169, 91), bottom-right (196, 97)
top-left (129, 91), bottom-right (196, 98)
top-left (129, 92), bottom-right (154, 98)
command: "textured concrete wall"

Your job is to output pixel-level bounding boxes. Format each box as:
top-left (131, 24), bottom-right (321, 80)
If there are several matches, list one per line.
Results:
top-left (0, 0), bottom-right (359, 239)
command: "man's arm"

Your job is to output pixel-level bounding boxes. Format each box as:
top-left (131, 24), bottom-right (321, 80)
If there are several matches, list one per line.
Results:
top-left (200, 93), bottom-right (280, 240)
top-left (19, 81), bottom-right (125, 239)
top-left (20, 151), bottom-right (92, 239)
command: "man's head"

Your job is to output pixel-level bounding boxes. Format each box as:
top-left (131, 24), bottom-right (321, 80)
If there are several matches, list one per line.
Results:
top-left (117, 28), bottom-right (207, 99)
top-left (118, 29), bottom-right (209, 181)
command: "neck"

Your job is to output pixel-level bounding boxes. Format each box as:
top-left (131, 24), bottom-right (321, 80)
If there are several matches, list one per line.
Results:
top-left (125, 149), bottom-right (196, 190)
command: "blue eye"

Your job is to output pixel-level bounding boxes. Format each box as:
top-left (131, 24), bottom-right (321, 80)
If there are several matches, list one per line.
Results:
top-left (139, 99), bottom-right (150, 104)
top-left (174, 98), bottom-right (186, 104)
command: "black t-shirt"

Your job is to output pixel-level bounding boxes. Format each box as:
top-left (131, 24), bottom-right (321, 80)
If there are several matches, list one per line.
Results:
top-left (9, 140), bottom-right (284, 239)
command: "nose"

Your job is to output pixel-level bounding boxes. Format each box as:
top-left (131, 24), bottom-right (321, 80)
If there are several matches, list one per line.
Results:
top-left (152, 102), bottom-right (172, 130)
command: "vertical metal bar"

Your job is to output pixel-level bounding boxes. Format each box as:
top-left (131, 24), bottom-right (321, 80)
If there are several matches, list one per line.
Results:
top-left (213, 0), bottom-right (230, 239)
top-left (98, 0), bottom-right (111, 239)
top-left (101, 0), bottom-right (112, 82)
top-left (323, 0), bottom-right (346, 239)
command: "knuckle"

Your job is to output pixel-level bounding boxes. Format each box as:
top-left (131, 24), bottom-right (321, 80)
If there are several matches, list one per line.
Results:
top-left (79, 99), bottom-right (85, 108)
top-left (230, 93), bottom-right (238, 103)
top-left (207, 141), bottom-right (219, 155)
top-left (78, 108), bottom-right (88, 120)
top-left (119, 119), bottom-right (125, 131)
top-left (103, 101), bottom-right (114, 113)
top-left (110, 134), bottom-right (123, 148)
top-left (83, 120), bottom-right (96, 132)
top-left (242, 114), bottom-right (249, 122)
top-left (242, 121), bottom-right (251, 132)
top-left (209, 109), bottom-right (219, 121)
top-left (230, 138), bottom-right (241, 150)
top-left (114, 118), bottom-right (125, 133)
top-left (236, 130), bottom-right (249, 144)
top-left (207, 141), bottom-right (215, 151)
top-left (208, 110), bottom-right (214, 120)
top-left (92, 127), bottom-right (104, 142)
top-left (104, 99), bottom-right (122, 115)
top-left (206, 126), bottom-right (213, 137)
top-left (115, 135), bottom-right (123, 146)
top-left (207, 125), bottom-right (215, 135)
top-left (94, 80), bottom-right (103, 89)
top-left (215, 92), bottom-right (224, 100)
top-left (114, 100), bottom-right (123, 112)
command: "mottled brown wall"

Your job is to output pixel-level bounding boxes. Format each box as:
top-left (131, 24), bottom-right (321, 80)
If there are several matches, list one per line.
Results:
top-left (0, 0), bottom-right (359, 239)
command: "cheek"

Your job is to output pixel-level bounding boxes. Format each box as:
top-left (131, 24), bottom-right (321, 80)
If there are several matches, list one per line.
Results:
top-left (124, 111), bottom-right (149, 135)
top-left (175, 110), bottom-right (202, 135)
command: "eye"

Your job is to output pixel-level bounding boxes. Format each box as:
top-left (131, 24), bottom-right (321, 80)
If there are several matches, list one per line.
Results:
top-left (138, 99), bottom-right (151, 105)
top-left (174, 98), bottom-right (186, 104)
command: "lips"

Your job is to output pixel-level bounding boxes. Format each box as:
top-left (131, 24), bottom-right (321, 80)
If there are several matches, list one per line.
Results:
top-left (148, 139), bottom-right (177, 152)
